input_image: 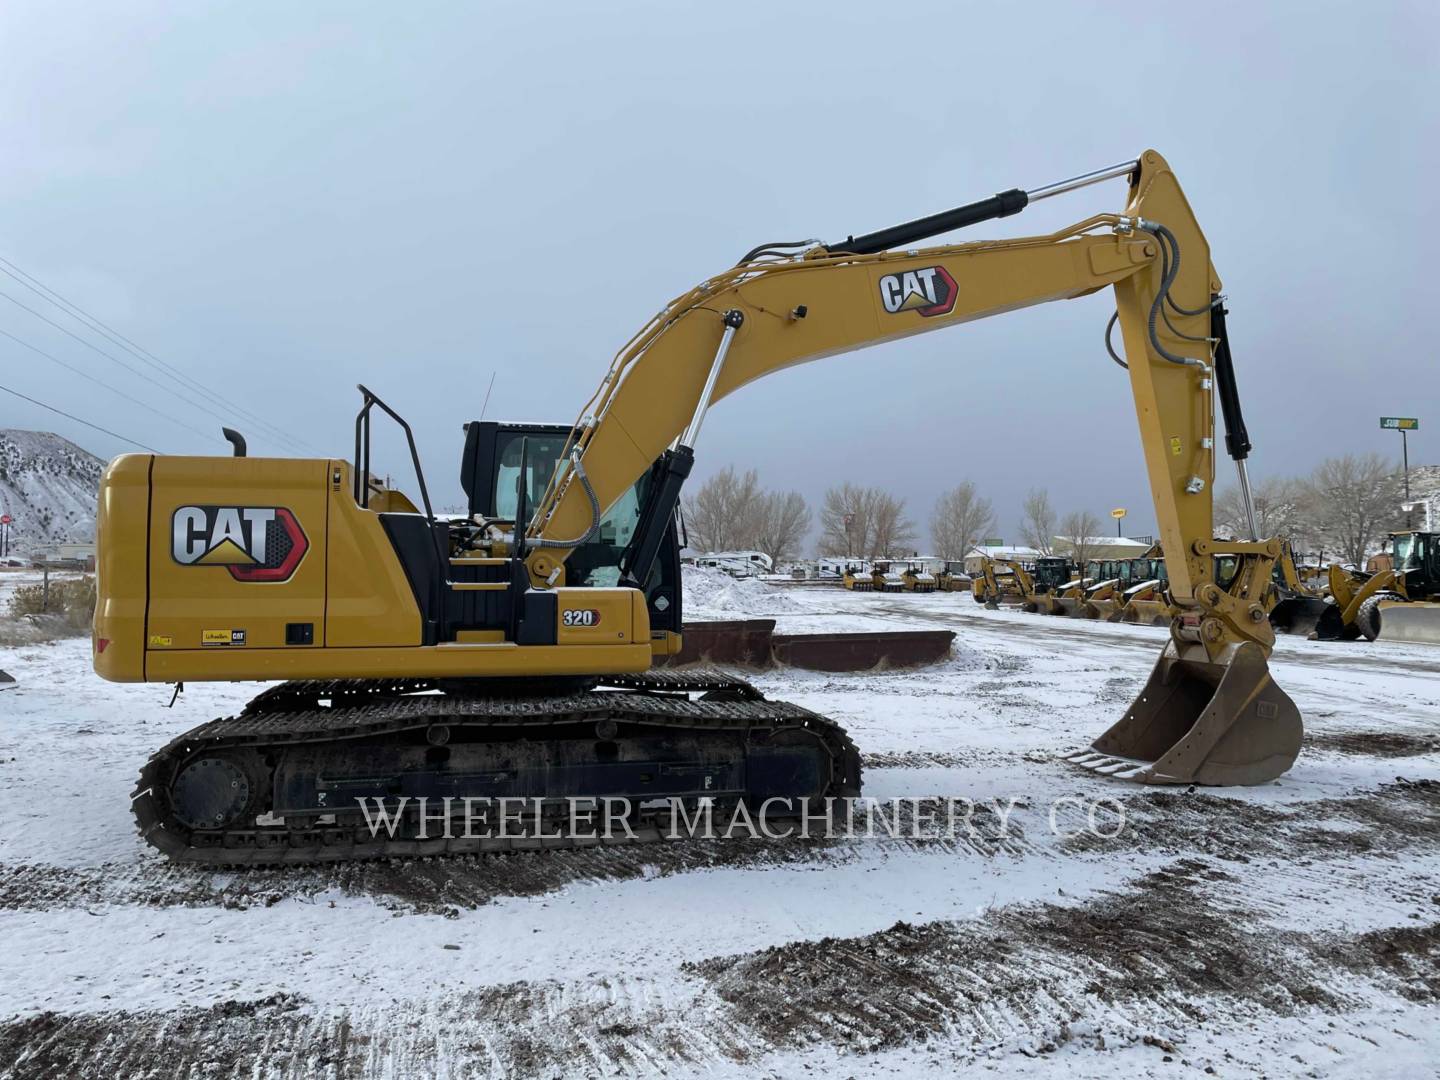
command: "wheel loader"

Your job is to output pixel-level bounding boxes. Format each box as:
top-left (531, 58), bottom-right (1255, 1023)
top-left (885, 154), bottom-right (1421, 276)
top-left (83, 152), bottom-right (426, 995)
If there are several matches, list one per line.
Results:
top-left (1054, 558), bottom-right (1116, 617)
top-left (95, 150), bottom-right (1305, 864)
top-left (1266, 540), bottom-right (1329, 635)
top-left (1312, 531), bottom-right (1440, 643)
top-left (1094, 557), bottom-right (1165, 621)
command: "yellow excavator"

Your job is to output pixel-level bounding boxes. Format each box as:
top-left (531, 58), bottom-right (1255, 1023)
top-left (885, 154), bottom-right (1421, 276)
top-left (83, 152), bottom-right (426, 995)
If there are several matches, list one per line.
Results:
top-left (971, 555), bottom-right (1028, 608)
top-left (972, 555), bottom-right (1070, 613)
top-left (95, 150), bottom-right (1303, 863)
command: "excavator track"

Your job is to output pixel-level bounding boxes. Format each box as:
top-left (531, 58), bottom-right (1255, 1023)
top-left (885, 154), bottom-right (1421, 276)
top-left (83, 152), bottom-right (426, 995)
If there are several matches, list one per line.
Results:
top-left (132, 668), bottom-right (859, 866)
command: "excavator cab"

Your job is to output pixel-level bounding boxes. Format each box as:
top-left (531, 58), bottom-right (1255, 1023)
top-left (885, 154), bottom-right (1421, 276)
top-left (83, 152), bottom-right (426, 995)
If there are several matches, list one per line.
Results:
top-left (460, 421), bottom-right (684, 641)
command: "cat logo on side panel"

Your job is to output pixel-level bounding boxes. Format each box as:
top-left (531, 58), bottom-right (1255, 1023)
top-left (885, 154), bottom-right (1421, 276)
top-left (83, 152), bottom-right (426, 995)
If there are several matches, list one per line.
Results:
top-left (172, 506), bottom-right (308, 583)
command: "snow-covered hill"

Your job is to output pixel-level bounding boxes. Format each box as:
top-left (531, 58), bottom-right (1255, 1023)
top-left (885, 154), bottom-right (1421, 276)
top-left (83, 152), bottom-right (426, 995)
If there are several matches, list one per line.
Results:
top-left (0, 430), bottom-right (104, 556)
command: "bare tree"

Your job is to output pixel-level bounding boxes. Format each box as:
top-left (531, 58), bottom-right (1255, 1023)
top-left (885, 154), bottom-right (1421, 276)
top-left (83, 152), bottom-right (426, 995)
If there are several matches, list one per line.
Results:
top-left (1019, 488), bottom-right (1056, 555)
top-left (1214, 474), bottom-right (1309, 544)
top-left (682, 467), bottom-right (762, 552)
top-left (1058, 509), bottom-right (1103, 568)
top-left (1298, 454), bottom-right (1403, 567)
top-left (870, 493), bottom-right (916, 558)
top-left (930, 482), bottom-right (996, 561)
top-left (819, 485), bottom-right (914, 558)
top-left (752, 491), bottom-right (811, 567)
top-left (820, 483), bottom-right (874, 557)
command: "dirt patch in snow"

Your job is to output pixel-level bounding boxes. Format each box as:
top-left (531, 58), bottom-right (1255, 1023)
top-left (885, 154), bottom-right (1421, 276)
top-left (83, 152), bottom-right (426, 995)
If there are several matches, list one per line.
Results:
top-left (0, 803), bottom-right (1033, 915)
top-left (686, 858), bottom-right (1435, 1056)
top-left (1304, 730), bottom-right (1440, 758)
top-left (1065, 779), bottom-right (1440, 861)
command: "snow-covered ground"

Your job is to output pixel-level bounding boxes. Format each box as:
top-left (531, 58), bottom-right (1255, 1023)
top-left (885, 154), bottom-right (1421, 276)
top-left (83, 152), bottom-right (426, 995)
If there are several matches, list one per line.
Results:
top-left (0, 570), bottom-right (1436, 1078)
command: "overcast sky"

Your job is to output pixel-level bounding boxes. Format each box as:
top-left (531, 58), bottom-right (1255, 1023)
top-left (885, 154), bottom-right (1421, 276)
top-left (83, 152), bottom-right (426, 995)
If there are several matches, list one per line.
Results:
top-left (1, 1), bottom-right (1435, 546)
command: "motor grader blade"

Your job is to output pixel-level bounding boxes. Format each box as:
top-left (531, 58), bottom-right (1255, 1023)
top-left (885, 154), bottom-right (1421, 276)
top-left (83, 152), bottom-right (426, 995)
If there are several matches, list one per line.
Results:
top-left (1065, 639), bottom-right (1301, 786)
top-left (1369, 600), bottom-right (1440, 646)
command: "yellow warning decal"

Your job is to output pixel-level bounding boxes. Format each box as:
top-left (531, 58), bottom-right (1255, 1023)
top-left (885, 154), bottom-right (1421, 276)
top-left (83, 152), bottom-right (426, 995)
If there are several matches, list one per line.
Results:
top-left (1169, 437), bottom-right (1183, 456)
top-left (148, 634), bottom-right (172, 647)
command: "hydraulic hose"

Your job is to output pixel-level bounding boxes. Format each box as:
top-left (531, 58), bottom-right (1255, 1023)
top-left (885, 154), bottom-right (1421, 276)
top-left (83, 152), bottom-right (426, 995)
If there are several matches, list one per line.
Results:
top-left (1104, 311), bottom-right (1128, 370)
top-left (529, 449), bottom-right (602, 550)
top-left (1137, 222), bottom-right (1208, 369)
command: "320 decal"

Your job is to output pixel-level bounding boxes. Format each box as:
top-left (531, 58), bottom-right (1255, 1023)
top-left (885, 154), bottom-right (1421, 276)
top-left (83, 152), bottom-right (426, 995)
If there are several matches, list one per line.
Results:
top-left (171, 505), bottom-right (309, 583)
top-left (877, 266), bottom-right (958, 317)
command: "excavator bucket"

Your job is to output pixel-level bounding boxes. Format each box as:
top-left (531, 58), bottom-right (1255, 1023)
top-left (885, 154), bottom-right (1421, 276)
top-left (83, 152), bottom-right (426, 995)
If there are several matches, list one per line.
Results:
top-left (1065, 640), bottom-right (1301, 785)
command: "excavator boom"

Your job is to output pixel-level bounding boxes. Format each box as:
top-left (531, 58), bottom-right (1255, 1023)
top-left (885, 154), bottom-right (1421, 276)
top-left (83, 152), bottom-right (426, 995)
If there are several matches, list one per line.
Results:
top-left (526, 149), bottom-right (1300, 785)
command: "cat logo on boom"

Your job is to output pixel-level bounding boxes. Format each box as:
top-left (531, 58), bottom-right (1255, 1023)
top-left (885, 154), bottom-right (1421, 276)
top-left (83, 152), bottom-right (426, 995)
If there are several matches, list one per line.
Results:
top-left (171, 505), bottom-right (309, 583)
top-left (877, 266), bottom-right (958, 318)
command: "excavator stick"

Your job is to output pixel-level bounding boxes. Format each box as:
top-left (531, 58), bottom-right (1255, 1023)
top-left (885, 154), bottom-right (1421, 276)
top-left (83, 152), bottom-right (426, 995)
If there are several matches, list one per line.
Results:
top-left (1066, 639), bottom-right (1302, 785)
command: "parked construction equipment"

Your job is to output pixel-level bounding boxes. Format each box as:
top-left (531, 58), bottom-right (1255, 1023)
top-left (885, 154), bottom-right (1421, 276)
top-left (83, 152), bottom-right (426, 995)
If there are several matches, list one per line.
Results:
top-left (96, 150), bottom-right (1304, 864)
top-left (971, 556), bottom-right (1026, 608)
top-left (1313, 532), bottom-right (1440, 643)
top-left (1267, 541), bottom-right (1329, 635)
top-left (870, 561), bottom-right (907, 593)
top-left (934, 561), bottom-right (971, 592)
top-left (901, 563), bottom-right (938, 592)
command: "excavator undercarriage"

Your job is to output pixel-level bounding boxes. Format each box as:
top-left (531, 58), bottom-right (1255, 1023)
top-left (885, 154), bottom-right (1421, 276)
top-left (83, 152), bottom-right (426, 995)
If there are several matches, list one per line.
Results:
top-left (136, 668), bottom-right (860, 864)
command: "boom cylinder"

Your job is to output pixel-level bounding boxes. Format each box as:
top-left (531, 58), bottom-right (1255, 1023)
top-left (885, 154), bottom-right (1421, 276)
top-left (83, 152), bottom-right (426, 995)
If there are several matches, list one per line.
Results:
top-left (824, 158), bottom-right (1139, 256)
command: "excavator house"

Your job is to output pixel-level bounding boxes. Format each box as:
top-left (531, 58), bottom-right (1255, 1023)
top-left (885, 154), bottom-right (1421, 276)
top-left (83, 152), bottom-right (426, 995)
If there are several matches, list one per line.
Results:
top-left (95, 150), bottom-right (1304, 864)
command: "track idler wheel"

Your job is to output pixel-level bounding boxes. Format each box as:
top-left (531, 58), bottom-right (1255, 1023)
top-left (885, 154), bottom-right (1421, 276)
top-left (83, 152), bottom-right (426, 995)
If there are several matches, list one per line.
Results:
top-left (1065, 639), bottom-right (1302, 786)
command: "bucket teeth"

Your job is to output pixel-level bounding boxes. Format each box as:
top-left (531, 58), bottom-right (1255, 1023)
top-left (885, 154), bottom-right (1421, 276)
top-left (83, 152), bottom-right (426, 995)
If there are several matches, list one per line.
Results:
top-left (1062, 750), bottom-right (1151, 780)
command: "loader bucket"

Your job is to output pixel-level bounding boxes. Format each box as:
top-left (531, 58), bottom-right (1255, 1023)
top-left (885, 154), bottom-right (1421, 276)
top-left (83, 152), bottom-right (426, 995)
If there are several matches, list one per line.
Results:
top-left (1311, 603), bottom-right (1359, 641)
top-left (1065, 640), bottom-right (1301, 785)
top-left (1269, 595), bottom-right (1329, 637)
top-left (1372, 601), bottom-right (1440, 646)
top-left (1088, 598), bottom-right (1121, 621)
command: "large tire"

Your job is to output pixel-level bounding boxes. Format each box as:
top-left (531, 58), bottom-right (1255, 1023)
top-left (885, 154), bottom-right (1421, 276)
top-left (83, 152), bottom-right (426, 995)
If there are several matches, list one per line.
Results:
top-left (1356, 592), bottom-right (1400, 642)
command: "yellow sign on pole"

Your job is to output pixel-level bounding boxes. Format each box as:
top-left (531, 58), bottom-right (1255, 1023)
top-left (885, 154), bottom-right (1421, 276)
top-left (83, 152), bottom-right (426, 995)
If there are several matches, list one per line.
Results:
top-left (1110, 508), bottom-right (1127, 519)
